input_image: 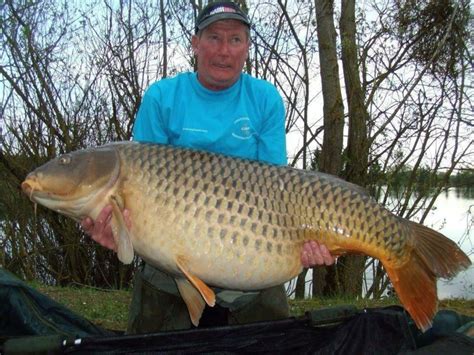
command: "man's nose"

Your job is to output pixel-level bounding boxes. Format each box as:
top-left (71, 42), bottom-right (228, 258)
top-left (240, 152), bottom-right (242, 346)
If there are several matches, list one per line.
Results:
top-left (217, 40), bottom-right (231, 56)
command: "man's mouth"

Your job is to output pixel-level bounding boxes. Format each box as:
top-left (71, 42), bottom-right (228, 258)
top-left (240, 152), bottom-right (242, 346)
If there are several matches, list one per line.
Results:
top-left (213, 63), bottom-right (231, 69)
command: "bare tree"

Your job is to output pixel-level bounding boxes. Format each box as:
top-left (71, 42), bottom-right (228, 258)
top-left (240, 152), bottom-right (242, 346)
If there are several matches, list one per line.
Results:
top-left (306, 0), bottom-right (472, 299)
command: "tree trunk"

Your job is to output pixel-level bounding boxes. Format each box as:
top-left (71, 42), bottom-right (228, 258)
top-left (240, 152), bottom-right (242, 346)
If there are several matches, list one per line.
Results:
top-left (338, 0), bottom-right (370, 296)
top-left (294, 268), bottom-right (308, 299)
top-left (305, 0), bottom-right (345, 297)
top-left (340, 0), bottom-right (369, 185)
top-left (315, 0), bottom-right (345, 176)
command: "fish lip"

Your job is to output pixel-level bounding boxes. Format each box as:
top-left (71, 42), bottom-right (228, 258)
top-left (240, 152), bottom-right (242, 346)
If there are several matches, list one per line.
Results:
top-left (21, 181), bottom-right (32, 195)
top-left (22, 185), bottom-right (85, 219)
top-left (21, 179), bottom-right (73, 203)
top-left (21, 180), bottom-right (41, 202)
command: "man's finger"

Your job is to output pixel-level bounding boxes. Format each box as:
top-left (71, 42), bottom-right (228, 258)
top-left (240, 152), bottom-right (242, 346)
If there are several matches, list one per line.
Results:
top-left (81, 217), bottom-right (93, 231)
top-left (96, 205), bottom-right (113, 224)
top-left (319, 244), bottom-right (335, 265)
top-left (309, 241), bottom-right (324, 265)
top-left (301, 251), bottom-right (310, 268)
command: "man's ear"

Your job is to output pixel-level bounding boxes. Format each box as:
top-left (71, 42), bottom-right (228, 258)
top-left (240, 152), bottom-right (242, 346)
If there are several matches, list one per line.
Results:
top-left (191, 35), bottom-right (199, 55)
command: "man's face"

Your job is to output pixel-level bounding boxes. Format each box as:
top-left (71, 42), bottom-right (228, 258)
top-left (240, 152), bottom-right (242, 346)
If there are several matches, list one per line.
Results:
top-left (192, 20), bottom-right (250, 91)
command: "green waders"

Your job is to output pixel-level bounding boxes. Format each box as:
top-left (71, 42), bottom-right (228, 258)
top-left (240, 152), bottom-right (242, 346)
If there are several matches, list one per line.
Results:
top-left (127, 263), bottom-right (290, 334)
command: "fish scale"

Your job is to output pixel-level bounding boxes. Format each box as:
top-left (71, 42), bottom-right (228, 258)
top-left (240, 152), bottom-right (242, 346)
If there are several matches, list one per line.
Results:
top-left (128, 143), bottom-right (330, 280)
top-left (21, 141), bottom-right (471, 331)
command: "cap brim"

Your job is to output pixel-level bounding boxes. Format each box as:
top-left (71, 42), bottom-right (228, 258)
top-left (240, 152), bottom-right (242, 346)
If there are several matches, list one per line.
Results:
top-left (197, 13), bottom-right (250, 31)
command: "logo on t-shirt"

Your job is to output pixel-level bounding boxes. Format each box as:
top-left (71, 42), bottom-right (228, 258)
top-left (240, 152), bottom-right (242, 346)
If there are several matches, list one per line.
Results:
top-left (232, 117), bottom-right (255, 140)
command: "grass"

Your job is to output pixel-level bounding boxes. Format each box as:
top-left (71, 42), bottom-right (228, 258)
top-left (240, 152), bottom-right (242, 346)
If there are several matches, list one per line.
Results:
top-left (33, 283), bottom-right (131, 331)
top-left (31, 283), bottom-right (474, 332)
top-left (289, 297), bottom-right (474, 318)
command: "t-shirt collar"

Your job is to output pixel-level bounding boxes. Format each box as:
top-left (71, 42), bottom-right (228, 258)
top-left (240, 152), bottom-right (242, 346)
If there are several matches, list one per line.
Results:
top-left (192, 72), bottom-right (242, 95)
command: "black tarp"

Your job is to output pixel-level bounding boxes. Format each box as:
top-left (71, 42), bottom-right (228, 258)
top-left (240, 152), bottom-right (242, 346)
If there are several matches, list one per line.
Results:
top-left (0, 268), bottom-right (113, 340)
top-left (1, 268), bottom-right (473, 354)
top-left (61, 307), bottom-right (418, 354)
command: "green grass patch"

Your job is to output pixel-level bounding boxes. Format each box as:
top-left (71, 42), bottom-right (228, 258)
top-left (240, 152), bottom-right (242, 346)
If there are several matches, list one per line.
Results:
top-left (29, 283), bottom-right (474, 332)
top-left (288, 296), bottom-right (402, 317)
top-left (32, 283), bottom-right (132, 331)
top-left (290, 297), bottom-right (474, 319)
top-left (438, 298), bottom-right (474, 317)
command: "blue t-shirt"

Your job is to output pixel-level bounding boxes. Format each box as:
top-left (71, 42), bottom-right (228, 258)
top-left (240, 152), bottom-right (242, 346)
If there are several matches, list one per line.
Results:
top-left (133, 72), bottom-right (287, 165)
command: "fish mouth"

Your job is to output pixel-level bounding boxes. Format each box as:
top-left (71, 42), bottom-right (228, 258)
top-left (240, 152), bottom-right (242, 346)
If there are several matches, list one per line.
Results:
top-left (21, 178), bottom-right (86, 220)
top-left (21, 178), bottom-right (71, 203)
top-left (21, 179), bottom-right (43, 202)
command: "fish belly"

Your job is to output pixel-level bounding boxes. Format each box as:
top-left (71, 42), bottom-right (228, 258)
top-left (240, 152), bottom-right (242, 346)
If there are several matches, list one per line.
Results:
top-left (117, 143), bottom-right (405, 290)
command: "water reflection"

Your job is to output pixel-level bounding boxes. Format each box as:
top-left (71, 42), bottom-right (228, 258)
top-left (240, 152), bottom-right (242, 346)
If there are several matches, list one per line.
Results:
top-left (450, 187), bottom-right (474, 200)
top-left (429, 187), bottom-right (473, 299)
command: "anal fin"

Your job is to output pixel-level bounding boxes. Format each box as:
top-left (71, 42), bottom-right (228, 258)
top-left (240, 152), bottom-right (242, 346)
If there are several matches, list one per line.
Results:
top-left (176, 255), bottom-right (216, 307)
top-left (175, 278), bottom-right (207, 327)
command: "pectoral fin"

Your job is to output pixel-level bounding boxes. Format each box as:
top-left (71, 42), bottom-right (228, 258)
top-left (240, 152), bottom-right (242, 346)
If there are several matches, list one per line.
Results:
top-left (110, 196), bottom-right (134, 264)
top-left (175, 278), bottom-right (206, 327)
top-left (176, 255), bottom-right (216, 307)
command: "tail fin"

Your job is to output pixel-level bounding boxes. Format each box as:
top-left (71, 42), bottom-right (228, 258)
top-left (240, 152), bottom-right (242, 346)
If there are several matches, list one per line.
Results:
top-left (384, 221), bottom-right (471, 332)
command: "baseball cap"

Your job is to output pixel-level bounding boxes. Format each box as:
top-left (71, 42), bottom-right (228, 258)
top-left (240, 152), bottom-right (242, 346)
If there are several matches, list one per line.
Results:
top-left (195, 1), bottom-right (250, 33)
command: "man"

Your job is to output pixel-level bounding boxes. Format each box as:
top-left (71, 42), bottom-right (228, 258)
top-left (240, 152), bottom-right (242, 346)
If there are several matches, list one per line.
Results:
top-left (82, 1), bottom-right (335, 333)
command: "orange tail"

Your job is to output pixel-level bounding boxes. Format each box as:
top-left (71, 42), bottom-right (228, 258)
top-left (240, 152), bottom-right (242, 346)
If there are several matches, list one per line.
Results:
top-left (384, 221), bottom-right (471, 332)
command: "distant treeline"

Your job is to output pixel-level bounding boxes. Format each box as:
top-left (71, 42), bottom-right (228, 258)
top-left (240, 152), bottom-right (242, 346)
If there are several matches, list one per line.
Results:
top-left (449, 170), bottom-right (474, 187)
top-left (371, 167), bottom-right (474, 195)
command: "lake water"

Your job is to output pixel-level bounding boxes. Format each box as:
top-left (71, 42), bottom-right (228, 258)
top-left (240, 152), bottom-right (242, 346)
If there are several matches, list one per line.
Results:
top-left (294, 188), bottom-right (473, 300)
top-left (424, 188), bottom-right (473, 299)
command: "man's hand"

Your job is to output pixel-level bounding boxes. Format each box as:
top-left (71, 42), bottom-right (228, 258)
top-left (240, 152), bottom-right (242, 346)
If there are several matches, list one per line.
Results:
top-left (81, 205), bottom-right (131, 252)
top-left (301, 241), bottom-right (335, 268)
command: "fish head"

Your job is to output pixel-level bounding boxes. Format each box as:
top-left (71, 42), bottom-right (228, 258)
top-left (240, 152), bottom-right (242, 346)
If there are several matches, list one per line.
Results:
top-left (21, 146), bottom-right (119, 219)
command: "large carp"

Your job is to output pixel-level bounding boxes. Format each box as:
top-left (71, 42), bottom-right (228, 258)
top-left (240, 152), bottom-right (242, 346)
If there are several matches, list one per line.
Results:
top-left (21, 142), bottom-right (471, 331)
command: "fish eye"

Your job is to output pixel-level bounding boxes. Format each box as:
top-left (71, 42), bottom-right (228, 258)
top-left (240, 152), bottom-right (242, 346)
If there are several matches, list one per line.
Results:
top-left (58, 155), bottom-right (71, 165)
